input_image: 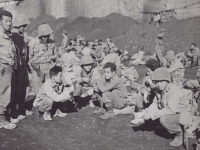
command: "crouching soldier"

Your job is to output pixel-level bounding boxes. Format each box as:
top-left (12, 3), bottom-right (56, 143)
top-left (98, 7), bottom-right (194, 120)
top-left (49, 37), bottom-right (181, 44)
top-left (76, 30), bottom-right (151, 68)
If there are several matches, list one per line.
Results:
top-left (131, 68), bottom-right (189, 147)
top-left (33, 66), bottom-right (72, 121)
top-left (94, 62), bottom-right (128, 119)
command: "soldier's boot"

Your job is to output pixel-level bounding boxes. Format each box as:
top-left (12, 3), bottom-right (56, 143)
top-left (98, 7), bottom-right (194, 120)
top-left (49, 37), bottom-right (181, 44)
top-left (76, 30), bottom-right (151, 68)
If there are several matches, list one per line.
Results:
top-left (43, 110), bottom-right (52, 121)
top-left (99, 105), bottom-right (115, 120)
top-left (93, 108), bottom-right (106, 115)
top-left (170, 132), bottom-right (183, 147)
top-left (113, 106), bottom-right (135, 115)
top-left (54, 109), bottom-right (67, 117)
top-left (0, 115), bottom-right (17, 129)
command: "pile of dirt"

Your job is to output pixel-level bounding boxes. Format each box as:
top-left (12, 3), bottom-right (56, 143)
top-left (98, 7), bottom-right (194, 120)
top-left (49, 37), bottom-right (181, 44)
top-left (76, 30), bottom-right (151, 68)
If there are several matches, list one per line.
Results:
top-left (27, 13), bottom-right (200, 55)
top-left (27, 13), bottom-right (138, 46)
top-left (52, 13), bottom-right (139, 47)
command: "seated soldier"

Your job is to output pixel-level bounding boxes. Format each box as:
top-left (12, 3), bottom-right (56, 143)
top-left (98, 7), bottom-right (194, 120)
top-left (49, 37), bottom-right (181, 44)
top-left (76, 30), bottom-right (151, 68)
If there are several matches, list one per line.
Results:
top-left (132, 59), bottom-right (160, 112)
top-left (94, 62), bottom-right (128, 119)
top-left (185, 43), bottom-right (200, 68)
top-left (101, 50), bottom-right (121, 67)
top-left (184, 68), bottom-right (200, 90)
top-left (101, 50), bottom-right (122, 75)
top-left (33, 66), bottom-right (72, 121)
top-left (106, 38), bottom-right (116, 53)
top-left (165, 50), bottom-right (185, 87)
top-left (131, 68), bottom-right (189, 147)
top-left (62, 59), bottom-right (82, 88)
top-left (184, 68), bottom-right (200, 103)
top-left (61, 48), bottom-right (80, 66)
top-left (73, 55), bottom-right (101, 108)
top-left (194, 124), bottom-right (200, 150)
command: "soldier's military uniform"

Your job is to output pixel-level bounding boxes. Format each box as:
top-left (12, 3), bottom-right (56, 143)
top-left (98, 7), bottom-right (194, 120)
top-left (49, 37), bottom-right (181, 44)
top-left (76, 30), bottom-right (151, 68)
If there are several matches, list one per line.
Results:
top-left (29, 37), bottom-right (54, 94)
top-left (0, 26), bottom-right (17, 116)
top-left (155, 30), bottom-right (166, 66)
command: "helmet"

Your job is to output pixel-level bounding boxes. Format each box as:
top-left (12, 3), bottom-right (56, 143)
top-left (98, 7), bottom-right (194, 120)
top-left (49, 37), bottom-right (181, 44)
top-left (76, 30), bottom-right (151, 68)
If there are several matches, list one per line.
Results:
top-left (166, 50), bottom-right (175, 56)
top-left (165, 50), bottom-right (175, 63)
top-left (160, 29), bottom-right (166, 33)
top-left (81, 55), bottom-right (94, 66)
top-left (157, 33), bottom-right (163, 38)
top-left (151, 68), bottom-right (171, 82)
top-left (165, 55), bottom-right (175, 63)
top-left (13, 14), bottom-right (30, 27)
top-left (124, 50), bottom-right (129, 55)
top-left (38, 24), bottom-right (53, 37)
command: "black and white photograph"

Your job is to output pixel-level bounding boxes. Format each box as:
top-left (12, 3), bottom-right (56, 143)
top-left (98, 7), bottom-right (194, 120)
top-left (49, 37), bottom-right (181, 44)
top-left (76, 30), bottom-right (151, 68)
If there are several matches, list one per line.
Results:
top-left (0, 0), bottom-right (200, 150)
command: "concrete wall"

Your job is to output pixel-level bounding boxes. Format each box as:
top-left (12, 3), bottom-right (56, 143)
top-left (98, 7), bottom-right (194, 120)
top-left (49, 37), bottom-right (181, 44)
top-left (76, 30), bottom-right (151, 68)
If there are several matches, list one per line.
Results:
top-left (143, 0), bottom-right (200, 19)
top-left (2, 0), bottom-right (200, 20)
top-left (3, 0), bottom-right (143, 20)
top-left (3, 0), bottom-right (42, 18)
top-left (61, 0), bottom-right (143, 20)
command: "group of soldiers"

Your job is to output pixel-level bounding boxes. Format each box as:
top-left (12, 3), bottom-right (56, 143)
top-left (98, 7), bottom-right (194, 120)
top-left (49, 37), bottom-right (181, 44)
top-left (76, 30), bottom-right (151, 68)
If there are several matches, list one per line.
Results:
top-left (0, 10), bottom-right (200, 149)
top-left (0, 10), bottom-right (58, 129)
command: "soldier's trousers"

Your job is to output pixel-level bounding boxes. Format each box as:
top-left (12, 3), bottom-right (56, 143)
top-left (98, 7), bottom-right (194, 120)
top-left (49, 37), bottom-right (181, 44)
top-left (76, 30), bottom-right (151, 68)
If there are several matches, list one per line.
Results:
top-left (160, 114), bottom-right (182, 134)
top-left (31, 70), bottom-right (43, 95)
top-left (101, 91), bottom-right (126, 109)
top-left (0, 64), bottom-right (14, 115)
top-left (14, 65), bottom-right (29, 115)
top-left (38, 97), bottom-right (54, 112)
top-left (38, 97), bottom-right (62, 113)
top-left (31, 63), bottom-right (52, 95)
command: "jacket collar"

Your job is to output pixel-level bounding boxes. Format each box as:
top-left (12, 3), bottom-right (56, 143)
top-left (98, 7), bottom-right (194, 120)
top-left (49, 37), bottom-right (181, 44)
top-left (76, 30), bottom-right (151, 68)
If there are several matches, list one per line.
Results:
top-left (0, 25), bottom-right (12, 39)
top-left (50, 79), bottom-right (64, 94)
top-left (163, 83), bottom-right (171, 93)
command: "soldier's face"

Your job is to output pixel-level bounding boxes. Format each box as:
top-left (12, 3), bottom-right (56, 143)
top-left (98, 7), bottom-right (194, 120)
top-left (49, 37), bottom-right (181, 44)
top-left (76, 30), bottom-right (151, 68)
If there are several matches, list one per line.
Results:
top-left (83, 65), bottom-right (92, 72)
top-left (41, 34), bottom-right (50, 43)
top-left (104, 68), bottom-right (115, 80)
top-left (18, 24), bottom-right (27, 34)
top-left (0, 16), bottom-right (12, 31)
top-left (190, 45), bottom-right (195, 50)
top-left (146, 68), bottom-right (153, 75)
top-left (154, 80), bottom-right (169, 91)
top-left (54, 72), bottom-right (62, 84)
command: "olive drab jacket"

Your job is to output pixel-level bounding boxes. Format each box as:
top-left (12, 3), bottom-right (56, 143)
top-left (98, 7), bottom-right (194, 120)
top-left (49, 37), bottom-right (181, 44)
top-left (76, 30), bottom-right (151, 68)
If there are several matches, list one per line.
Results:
top-left (0, 26), bottom-right (17, 68)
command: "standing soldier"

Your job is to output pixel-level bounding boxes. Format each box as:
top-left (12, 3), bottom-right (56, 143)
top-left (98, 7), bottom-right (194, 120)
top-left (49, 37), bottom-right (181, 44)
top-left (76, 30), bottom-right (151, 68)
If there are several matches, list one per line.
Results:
top-left (155, 29), bottom-right (166, 66)
top-left (11, 14), bottom-right (33, 121)
top-left (0, 11), bottom-right (17, 129)
top-left (29, 24), bottom-right (55, 94)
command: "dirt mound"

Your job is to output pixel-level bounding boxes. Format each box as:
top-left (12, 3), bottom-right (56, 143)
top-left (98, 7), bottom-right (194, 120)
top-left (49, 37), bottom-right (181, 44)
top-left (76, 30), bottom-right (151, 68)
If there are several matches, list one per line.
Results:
top-left (27, 13), bottom-right (200, 55)
top-left (113, 16), bottom-right (200, 55)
